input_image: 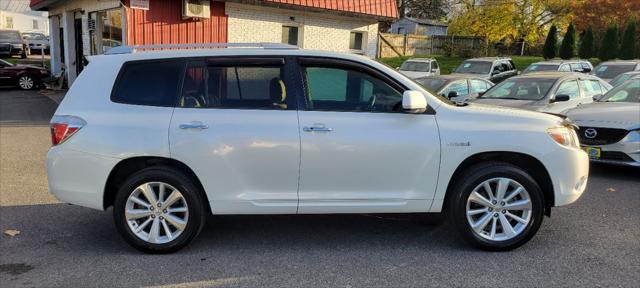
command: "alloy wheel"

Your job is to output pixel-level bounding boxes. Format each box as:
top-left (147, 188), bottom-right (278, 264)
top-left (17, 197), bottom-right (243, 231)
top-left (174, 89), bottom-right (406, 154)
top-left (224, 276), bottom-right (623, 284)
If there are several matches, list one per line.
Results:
top-left (125, 182), bottom-right (189, 244)
top-left (465, 177), bottom-right (532, 241)
top-left (18, 76), bottom-right (34, 90)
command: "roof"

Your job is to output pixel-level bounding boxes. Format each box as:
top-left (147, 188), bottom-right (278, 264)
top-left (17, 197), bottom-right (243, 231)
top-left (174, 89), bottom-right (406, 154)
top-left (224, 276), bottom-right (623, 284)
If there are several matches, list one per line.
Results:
top-left (31, 0), bottom-right (399, 18)
top-left (532, 60), bottom-right (590, 65)
top-left (404, 58), bottom-right (436, 63)
top-left (597, 60), bottom-right (640, 65)
top-left (401, 17), bottom-right (447, 27)
top-left (417, 74), bottom-right (490, 81)
top-left (514, 71), bottom-right (598, 80)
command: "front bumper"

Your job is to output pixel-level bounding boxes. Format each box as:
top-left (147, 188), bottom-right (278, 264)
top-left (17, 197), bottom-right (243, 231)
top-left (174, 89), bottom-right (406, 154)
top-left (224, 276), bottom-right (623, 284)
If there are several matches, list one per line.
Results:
top-left (47, 147), bottom-right (121, 210)
top-left (581, 133), bottom-right (640, 167)
top-left (540, 146), bottom-right (590, 207)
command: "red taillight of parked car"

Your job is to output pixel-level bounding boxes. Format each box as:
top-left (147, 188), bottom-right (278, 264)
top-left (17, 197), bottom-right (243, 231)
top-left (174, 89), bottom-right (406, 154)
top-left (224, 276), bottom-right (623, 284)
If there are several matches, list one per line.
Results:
top-left (50, 115), bottom-right (86, 146)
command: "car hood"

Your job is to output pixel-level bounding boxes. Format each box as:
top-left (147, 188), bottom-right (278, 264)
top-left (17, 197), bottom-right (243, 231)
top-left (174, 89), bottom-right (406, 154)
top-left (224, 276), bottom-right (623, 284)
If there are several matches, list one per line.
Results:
top-left (566, 102), bottom-right (640, 130)
top-left (469, 98), bottom-right (543, 111)
top-left (399, 70), bottom-right (428, 79)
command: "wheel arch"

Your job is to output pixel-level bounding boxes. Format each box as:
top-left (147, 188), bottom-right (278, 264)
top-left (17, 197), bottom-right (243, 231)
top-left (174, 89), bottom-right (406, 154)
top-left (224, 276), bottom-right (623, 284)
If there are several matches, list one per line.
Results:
top-left (103, 156), bottom-right (211, 213)
top-left (443, 151), bottom-right (554, 216)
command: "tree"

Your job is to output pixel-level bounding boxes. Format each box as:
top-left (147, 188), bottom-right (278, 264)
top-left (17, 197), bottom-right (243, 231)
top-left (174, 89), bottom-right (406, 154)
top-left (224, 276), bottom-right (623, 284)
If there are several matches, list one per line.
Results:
top-left (448, 0), bottom-right (571, 47)
top-left (404, 0), bottom-right (448, 20)
top-left (579, 26), bottom-right (594, 59)
top-left (543, 25), bottom-right (558, 59)
top-left (599, 25), bottom-right (619, 61)
top-left (559, 23), bottom-right (577, 59)
top-left (620, 18), bottom-right (637, 60)
top-left (572, 0), bottom-right (640, 33)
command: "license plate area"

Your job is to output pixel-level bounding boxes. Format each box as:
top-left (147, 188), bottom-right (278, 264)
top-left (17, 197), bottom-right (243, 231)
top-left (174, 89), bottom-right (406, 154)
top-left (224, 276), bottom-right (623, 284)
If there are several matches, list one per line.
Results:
top-left (582, 146), bottom-right (601, 159)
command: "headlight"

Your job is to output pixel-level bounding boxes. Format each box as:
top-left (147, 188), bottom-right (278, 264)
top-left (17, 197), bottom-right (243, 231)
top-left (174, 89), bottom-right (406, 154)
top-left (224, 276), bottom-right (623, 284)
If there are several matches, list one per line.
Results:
top-left (547, 126), bottom-right (579, 148)
top-left (621, 130), bottom-right (640, 143)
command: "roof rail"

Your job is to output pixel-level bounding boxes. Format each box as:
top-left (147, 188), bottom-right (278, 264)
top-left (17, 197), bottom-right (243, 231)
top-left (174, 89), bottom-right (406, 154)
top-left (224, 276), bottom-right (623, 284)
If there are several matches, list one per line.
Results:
top-left (105, 42), bottom-right (299, 55)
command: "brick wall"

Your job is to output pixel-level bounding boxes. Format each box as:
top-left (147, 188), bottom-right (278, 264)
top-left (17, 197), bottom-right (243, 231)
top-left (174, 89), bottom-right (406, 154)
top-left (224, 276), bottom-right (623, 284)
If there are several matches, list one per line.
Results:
top-left (226, 2), bottom-right (379, 58)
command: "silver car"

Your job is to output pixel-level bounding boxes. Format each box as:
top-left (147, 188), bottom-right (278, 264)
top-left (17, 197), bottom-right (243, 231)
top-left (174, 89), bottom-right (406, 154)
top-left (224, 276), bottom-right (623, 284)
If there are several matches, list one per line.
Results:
top-left (470, 72), bottom-right (612, 114)
top-left (566, 78), bottom-right (640, 167)
top-left (592, 60), bottom-right (640, 82)
top-left (397, 58), bottom-right (440, 79)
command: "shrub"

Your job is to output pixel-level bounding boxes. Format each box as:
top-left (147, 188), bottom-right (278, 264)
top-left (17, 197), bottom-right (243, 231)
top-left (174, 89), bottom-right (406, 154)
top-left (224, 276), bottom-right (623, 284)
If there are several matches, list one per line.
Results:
top-left (620, 18), bottom-right (637, 60)
top-left (543, 25), bottom-right (558, 59)
top-left (560, 23), bottom-right (577, 59)
top-left (579, 26), bottom-right (594, 59)
top-left (599, 25), bottom-right (619, 61)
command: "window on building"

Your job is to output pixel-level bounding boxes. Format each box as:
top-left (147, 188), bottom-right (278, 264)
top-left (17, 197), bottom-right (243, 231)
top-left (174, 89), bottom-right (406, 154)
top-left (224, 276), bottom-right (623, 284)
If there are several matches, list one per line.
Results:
top-left (32, 20), bottom-right (39, 30)
top-left (282, 26), bottom-right (299, 46)
top-left (349, 31), bottom-right (365, 52)
top-left (89, 8), bottom-right (123, 55)
top-left (6, 17), bottom-right (14, 29)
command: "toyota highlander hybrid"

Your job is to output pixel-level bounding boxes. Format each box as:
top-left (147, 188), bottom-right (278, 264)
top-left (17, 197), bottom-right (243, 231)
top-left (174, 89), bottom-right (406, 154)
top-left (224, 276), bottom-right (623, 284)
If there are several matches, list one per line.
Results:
top-left (46, 43), bottom-right (589, 253)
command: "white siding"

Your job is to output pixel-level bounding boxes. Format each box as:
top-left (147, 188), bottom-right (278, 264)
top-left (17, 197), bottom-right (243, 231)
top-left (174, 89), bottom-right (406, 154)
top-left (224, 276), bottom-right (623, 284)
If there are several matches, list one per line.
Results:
top-left (226, 2), bottom-right (379, 58)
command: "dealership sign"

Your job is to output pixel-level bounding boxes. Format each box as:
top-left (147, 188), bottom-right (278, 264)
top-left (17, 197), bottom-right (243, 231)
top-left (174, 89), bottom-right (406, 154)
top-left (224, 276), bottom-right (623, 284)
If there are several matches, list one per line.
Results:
top-left (130, 0), bottom-right (149, 10)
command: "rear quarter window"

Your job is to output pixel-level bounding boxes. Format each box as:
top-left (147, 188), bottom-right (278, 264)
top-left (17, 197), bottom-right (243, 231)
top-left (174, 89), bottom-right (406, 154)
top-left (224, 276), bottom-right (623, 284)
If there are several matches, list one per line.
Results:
top-left (111, 60), bottom-right (184, 107)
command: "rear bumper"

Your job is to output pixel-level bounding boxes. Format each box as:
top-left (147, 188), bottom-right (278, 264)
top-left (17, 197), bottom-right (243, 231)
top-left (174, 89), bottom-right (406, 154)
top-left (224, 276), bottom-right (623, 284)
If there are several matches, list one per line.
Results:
top-left (541, 146), bottom-right (590, 207)
top-left (46, 147), bottom-right (120, 210)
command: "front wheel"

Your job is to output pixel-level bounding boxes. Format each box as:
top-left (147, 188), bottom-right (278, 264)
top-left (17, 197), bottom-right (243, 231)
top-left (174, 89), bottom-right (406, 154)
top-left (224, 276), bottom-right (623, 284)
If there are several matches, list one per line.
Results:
top-left (113, 166), bottom-right (206, 253)
top-left (17, 75), bottom-right (35, 90)
top-left (448, 162), bottom-right (544, 251)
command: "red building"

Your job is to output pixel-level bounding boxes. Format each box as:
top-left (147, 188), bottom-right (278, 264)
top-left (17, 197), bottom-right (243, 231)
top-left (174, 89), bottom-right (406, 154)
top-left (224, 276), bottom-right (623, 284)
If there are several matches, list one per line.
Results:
top-left (30, 0), bottom-right (397, 85)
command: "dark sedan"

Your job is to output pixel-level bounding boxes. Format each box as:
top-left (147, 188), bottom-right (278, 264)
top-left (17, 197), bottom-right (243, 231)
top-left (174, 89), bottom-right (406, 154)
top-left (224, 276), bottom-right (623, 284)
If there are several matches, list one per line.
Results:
top-left (414, 75), bottom-right (494, 102)
top-left (0, 59), bottom-right (50, 90)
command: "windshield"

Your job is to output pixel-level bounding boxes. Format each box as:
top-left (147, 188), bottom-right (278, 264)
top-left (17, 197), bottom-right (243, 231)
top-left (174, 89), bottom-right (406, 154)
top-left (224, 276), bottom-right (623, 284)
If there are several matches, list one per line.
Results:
top-left (415, 78), bottom-right (448, 91)
top-left (0, 31), bottom-right (21, 41)
top-left (609, 73), bottom-right (638, 87)
top-left (0, 59), bottom-right (13, 66)
top-left (593, 64), bottom-right (636, 79)
top-left (481, 78), bottom-right (556, 100)
top-left (523, 64), bottom-right (559, 73)
top-left (22, 33), bottom-right (45, 40)
top-left (600, 78), bottom-right (640, 103)
top-left (454, 61), bottom-right (492, 74)
top-left (400, 61), bottom-right (430, 72)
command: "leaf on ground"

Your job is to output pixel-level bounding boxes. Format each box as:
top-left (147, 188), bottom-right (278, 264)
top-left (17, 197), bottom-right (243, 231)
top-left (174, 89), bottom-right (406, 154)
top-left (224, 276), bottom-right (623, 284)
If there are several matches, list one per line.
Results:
top-left (607, 188), bottom-right (616, 192)
top-left (4, 229), bottom-right (20, 237)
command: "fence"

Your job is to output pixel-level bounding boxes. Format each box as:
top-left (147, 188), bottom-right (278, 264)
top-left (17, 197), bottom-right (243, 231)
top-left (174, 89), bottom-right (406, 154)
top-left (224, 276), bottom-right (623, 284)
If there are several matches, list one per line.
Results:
top-left (377, 33), bottom-right (486, 58)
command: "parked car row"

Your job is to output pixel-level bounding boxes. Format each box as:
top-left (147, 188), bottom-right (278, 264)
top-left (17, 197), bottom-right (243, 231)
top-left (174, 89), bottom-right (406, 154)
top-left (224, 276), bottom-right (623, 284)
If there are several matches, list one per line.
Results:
top-left (400, 56), bottom-right (639, 168)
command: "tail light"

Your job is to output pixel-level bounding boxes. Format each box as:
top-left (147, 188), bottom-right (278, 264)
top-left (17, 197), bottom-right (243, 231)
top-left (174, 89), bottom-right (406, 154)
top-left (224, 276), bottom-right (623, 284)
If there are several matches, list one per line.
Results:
top-left (50, 115), bottom-right (86, 146)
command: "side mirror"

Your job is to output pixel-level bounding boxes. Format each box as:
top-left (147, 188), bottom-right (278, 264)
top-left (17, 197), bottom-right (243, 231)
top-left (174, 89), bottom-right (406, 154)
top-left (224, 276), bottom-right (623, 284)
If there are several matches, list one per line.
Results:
top-left (553, 94), bottom-right (570, 102)
top-left (478, 91), bottom-right (486, 97)
top-left (582, 67), bottom-right (592, 73)
top-left (447, 91), bottom-right (459, 99)
top-left (592, 94), bottom-right (603, 101)
top-left (491, 69), bottom-right (500, 75)
top-left (402, 90), bottom-right (427, 113)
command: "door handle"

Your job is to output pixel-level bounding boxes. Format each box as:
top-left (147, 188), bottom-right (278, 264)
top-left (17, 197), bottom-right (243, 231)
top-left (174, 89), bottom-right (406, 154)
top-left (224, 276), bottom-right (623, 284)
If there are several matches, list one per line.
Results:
top-left (303, 124), bottom-right (333, 132)
top-left (179, 122), bottom-right (209, 130)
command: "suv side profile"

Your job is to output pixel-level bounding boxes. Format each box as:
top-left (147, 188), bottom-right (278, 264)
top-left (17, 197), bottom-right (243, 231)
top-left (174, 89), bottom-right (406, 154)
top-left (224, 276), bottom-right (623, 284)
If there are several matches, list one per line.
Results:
top-left (452, 57), bottom-right (518, 83)
top-left (47, 44), bottom-right (588, 253)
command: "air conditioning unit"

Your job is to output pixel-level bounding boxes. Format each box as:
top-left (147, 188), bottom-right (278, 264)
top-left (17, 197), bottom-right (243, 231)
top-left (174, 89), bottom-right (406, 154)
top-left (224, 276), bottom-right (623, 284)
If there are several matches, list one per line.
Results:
top-left (183, 0), bottom-right (210, 19)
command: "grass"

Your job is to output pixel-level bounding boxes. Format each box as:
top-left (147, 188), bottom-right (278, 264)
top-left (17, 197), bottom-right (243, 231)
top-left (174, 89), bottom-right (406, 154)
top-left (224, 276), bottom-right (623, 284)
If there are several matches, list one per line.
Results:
top-left (1, 57), bottom-right (18, 64)
top-left (378, 55), bottom-right (547, 74)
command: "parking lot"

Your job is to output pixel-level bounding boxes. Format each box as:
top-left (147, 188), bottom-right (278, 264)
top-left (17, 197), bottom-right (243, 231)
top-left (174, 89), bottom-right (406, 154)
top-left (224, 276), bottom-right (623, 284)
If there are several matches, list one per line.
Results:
top-left (0, 89), bottom-right (638, 287)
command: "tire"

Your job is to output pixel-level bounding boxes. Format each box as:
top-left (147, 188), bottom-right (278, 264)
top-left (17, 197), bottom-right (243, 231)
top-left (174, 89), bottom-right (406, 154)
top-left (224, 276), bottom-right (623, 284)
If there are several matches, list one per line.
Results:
top-left (113, 166), bottom-right (207, 254)
top-left (447, 161), bottom-right (544, 251)
top-left (17, 75), bottom-right (35, 90)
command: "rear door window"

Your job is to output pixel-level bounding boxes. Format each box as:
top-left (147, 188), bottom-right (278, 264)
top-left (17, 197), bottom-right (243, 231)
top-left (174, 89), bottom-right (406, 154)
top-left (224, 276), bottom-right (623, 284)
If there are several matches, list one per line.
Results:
top-left (111, 60), bottom-right (184, 106)
top-left (179, 59), bottom-right (288, 110)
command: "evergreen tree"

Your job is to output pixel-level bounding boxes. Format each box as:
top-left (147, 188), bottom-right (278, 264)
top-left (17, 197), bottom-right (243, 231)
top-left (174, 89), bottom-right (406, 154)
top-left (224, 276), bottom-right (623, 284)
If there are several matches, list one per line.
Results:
top-left (620, 18), bottom-right (637, 59)
top-left (579, 26), bottom-right (594, 59)
top-left (543, 25), bottom-right (558, 59)
top-left (560, 23), bottom-right (577, 59)
top-left (599, 25), bottom-right (619, 61)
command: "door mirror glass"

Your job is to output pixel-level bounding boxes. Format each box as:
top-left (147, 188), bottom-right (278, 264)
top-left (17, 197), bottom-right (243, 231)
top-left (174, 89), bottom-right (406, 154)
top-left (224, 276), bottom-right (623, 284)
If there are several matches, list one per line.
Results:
top-left (447, 91), bottom-right (459, 99)
top-left (402, 90), bottom-right (427, 113)
top-left (553, 94), bottom-right (570, 102)
top-left (592, 94), bottom-right (603, 101)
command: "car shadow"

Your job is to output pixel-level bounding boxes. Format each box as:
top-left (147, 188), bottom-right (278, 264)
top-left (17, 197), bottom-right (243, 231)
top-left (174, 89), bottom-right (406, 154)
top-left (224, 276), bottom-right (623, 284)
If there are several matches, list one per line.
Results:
top-left (589, 163), bottom-right (639, 182)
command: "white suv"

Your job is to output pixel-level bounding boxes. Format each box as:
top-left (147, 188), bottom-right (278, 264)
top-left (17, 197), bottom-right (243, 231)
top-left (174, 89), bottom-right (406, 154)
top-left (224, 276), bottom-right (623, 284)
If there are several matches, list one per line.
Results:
top-left (47, 43), bottom-right (589, 253)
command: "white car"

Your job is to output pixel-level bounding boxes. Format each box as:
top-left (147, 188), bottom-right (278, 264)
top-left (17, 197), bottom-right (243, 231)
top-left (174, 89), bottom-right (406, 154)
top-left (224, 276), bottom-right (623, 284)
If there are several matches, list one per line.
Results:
top-left (47, 43), bottom-right (589, 253)
top-left (397, 58), bottom-right (440, 79)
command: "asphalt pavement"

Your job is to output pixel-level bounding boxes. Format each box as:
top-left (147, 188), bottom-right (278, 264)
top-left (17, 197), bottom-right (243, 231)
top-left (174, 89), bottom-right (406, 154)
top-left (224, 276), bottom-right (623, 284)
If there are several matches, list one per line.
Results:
top-left (0, 89), bottom-right (639, 287)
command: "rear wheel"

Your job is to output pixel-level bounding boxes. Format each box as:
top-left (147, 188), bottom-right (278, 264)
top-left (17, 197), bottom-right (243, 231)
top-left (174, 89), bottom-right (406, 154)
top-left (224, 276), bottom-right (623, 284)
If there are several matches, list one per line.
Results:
top-left (448, 162), bottom-right (544, 251)
top-left (113, 166), bottom-right (206, 253)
